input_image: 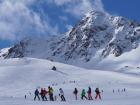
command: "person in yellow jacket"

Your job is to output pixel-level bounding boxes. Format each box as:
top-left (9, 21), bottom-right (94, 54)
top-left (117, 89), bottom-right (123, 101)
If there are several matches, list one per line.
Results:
top-left (48, 86), bottom-right (54, 101)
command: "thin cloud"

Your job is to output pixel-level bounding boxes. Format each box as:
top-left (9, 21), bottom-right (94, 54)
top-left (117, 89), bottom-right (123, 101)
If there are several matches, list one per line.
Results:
top-left (65, 0), bottom-right (93, 17)
top-left (94, 0), bottom-right (105, 12)
top-left (0, 0), bottom-right (59, 41)
top-left (48, 0), bottom-right (106, 17)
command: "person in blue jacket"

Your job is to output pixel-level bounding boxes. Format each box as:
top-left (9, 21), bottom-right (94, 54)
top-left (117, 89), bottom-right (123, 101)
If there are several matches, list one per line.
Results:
top-left (34, 89), bottom-right (40, 101)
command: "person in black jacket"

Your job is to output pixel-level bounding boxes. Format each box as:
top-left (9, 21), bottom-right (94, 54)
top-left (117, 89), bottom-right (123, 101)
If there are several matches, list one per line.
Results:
top-left (73, 88), bottom-right (78, 100)
top-left (95, 88), bottom-right (101, 100)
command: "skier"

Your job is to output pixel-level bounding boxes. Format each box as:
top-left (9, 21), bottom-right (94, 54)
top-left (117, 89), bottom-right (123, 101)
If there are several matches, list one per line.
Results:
top-left (40, 88), bottom-right (48, 101)
top-left (124, 88), bottom-right (126, 92)
top-left (34, 89), bottom-right (40, 101)
top-left (48, 86), bottom-right (54, 101)
top-left (73, 88), bottom-right (78, 100)
top-left (118, 89), bottom-right (120, 92)
top-left (87, 87), bottom-right (93, 100)
top-left (25, 95), bottom-right (26, 99)
top-left (43, 88), bottom-right (48, 101)
top-left (95, 88), bottom-right (101, 100)
top-left (81, 89), bottom-right (87, 100)
top-left (59, 88), bottom-right (66, 101)
top-left (113, 89), bottom-right (115, 93)
top-left (40, 88), bottom-right (44, 101)
top-left (52, 66), bottom-right (57, 71)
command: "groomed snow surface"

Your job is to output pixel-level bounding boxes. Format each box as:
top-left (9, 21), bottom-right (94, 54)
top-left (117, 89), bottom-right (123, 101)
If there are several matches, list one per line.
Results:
top-left (0, 58), bottom-right (140, 105)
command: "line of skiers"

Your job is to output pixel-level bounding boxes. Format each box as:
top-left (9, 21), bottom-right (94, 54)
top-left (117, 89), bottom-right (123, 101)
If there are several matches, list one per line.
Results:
top-left (34, 86), bottom-right (101, 101)
top-left (74, 87), bottom-right (101, 100)
top-left (34, 86), bottom-right (54, 101)
top-left (113, 88), bottom-right (126, 93)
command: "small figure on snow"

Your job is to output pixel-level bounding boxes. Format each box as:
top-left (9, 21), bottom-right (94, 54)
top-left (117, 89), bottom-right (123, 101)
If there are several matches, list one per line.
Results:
top-left (118, 89), bottom-right (120, 92)
top-left (81, 89), bottom-right (87, 100)
top-left (40, 88), bottom-right (48, 101)
top-left (124, 88), bottom-right (126, 92)
top-left (87, 87), bottom-right (93, 100)
top-left (25, 95), bottom-right (27, 99)
top-left (48, 86), bottom-right (54, 101)
top-left (113, 89), bottom-right (115, 93)
top-left (73, 88), bottom-right (78, 100)
top-left (95, 88), bottom-right (101, 100)
top-left (34, 89), bottom-right (40, 101)
top-left (59, 88), bottom-right (66, 101)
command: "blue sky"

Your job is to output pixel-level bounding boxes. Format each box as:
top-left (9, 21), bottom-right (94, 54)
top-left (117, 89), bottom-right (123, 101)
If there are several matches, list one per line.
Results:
top-left (103, 0), bottom-right (140, 22)
top-left (0, 0), bottom-right (140, 49)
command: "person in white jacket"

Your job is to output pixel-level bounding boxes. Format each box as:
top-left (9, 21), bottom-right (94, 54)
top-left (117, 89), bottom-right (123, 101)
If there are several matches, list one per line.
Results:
top-left (59, 88), bottom-right (66, 101)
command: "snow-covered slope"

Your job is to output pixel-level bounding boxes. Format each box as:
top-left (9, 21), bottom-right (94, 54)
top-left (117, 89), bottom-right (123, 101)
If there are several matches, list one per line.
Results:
top-left (0, 58), bottom-right (140, 105)
top-left (2, 11), bottom-right (140, 71)
top-left (3, 36), bottom-right (59, 59)
top-left (51, 11), bottom-right (140, 62)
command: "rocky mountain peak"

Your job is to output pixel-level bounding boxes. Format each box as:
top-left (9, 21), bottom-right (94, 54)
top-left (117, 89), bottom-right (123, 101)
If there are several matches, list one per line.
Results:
top-left (1, 10), bottom-right (140, 65)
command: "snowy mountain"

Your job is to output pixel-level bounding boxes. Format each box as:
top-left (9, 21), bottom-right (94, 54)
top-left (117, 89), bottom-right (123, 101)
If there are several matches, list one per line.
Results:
top-left (2, 11), bottom-right (140, 70)
top-left (0, 48), bottom-right (10, 59)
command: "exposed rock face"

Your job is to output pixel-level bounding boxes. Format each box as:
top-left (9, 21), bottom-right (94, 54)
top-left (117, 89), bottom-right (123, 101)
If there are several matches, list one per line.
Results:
top-left (2, 11), bottom-right (140, 63)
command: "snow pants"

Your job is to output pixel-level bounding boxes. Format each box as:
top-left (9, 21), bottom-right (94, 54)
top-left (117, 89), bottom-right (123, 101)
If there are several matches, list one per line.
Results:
top-left (34, 95), bottom-right (40, 101)
top-left (88, 93), bottom-right (93, 100)
top-left (49, 94), bottom-right (54, 101)
top-left (74, 94), bottom-right (78, 100)
top-left (81, 95), bottom-right (87, 100)
top-left (95, 93), bottom-right (101, 100)
top-left (60, 95), bottom-right (66, 101)
top-left (41, 95), bottom-right (48, 101)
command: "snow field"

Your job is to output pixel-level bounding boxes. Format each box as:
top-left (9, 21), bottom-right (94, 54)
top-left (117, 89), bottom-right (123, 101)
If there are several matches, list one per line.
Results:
top-left (0, 58), bottom-right (140, 105)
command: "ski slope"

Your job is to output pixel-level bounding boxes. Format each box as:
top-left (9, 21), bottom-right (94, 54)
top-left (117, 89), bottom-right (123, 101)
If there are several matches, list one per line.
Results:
top-left (0, 58), bottom-right (140, 105)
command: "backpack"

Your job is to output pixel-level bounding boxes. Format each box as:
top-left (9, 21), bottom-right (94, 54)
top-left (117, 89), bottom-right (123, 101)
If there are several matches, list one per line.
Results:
top-left (95, 88), bottom-right (100, 94)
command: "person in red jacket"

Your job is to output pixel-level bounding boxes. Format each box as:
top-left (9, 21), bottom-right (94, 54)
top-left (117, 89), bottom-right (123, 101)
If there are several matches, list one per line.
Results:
top-left (43, 88), bottom-right (48, 101)
top-left (40, 88), bottom-right (48, 101)
top-left (95, 88), bottom-right (101, 100)
top-left (40, 88), bottom-right (44, 101)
